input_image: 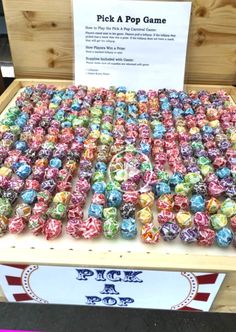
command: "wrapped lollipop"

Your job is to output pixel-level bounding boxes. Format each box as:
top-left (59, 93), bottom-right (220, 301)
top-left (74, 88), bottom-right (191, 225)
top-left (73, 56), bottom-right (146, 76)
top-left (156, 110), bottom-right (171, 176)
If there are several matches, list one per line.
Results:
top-left (6, 86), bottom-right (67, 234)
top-left (40, 87), bottom-right (90, 238)
top-left (99, 95), bottom-right (122, 239)
top-left (120, 89), bottom-right (146, 240)
top-left (67, 88), bottom-right (104, 239)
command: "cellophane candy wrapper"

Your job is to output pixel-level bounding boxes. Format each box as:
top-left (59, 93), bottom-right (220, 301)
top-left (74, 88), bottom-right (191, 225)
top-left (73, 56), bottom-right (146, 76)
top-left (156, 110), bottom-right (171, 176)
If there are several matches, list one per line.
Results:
top-left (0, 84), bottom-right (235, 250)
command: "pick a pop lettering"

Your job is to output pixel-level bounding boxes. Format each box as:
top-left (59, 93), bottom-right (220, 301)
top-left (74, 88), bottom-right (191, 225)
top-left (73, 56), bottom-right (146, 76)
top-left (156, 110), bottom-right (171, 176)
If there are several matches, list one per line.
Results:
top-left (86, 296), bottom-right (134, 306)
top-left (76, 269), bottom-right (143, 307)
top-left (76, 268), bottom-right (143, 282)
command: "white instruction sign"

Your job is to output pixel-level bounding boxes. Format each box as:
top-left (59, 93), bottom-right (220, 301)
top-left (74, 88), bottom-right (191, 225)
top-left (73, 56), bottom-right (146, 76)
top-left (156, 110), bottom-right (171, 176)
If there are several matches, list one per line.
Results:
top-left (73, 0), bottom-right (191, 90)
top-left (0, 264), bottom-right (224, 311)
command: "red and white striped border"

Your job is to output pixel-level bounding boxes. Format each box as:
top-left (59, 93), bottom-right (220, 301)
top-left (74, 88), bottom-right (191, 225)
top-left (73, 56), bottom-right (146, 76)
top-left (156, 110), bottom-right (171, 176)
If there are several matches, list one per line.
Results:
top-left (0, 264), bottom-right (222, 310)
top-left (172, 272), bottom-right (219, 311)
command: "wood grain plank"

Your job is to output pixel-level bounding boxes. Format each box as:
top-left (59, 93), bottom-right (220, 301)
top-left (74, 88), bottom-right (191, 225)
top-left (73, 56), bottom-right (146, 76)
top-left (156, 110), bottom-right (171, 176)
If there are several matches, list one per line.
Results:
top-left (212, 273), bottom-right (236, 312)
top-left (0, 80), bottom-right (21, 112)
top-left (1, 246), bottom-right (236, 273)
top-left (185, 83), bottom-right (232, 93)
top-left (19, 78), bottom-right (73, 86)
top-left (2, 0), bottom-right (73, 79)
top-left (2, 0), bottom-right (236, 84)
top-left (229, 86), bottom-right (236, 103)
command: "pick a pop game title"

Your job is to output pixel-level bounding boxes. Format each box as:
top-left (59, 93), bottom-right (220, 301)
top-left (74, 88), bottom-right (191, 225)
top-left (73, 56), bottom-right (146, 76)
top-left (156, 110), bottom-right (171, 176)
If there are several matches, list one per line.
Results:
top-left (77, 268), bottom-right (143, 307)
top-left (97, 14), bottom-right (167, 25)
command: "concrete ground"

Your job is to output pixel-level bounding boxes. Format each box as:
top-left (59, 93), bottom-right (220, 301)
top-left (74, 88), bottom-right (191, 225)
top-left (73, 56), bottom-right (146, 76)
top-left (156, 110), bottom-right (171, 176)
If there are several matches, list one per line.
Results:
top-left (0, 302), bottom-right (236, 332)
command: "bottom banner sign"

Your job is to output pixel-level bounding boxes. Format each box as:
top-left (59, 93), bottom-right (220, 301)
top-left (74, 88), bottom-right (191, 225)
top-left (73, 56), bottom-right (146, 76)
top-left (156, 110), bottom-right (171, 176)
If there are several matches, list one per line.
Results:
top-left (0, 265), bottom-right (224, 311)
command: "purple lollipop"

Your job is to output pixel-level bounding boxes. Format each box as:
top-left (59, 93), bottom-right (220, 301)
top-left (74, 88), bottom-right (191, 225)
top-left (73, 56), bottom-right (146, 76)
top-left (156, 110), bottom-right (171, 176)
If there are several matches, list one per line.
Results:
top-left (220, 177), bottom-right (234, 189)
top-left (180, 144), bottom-right (192, 158)
top-left (186, 165), bottom-right (200, 174)
top-left (78, 170), bottom-right (93, 180)
top-left (41, 179), bottom-right (56, 193)
top-left (160, 222), bottom-right (180, 241)
top-left (195, 149), bottom-right (208, 158)
top-left (80, 159), bottom-right (93, 171)
top-left (212, 127), bottom-right (221, 135)
top-left (121, 180), bottom-right (138, 192)
top-left (3, 132), bottom-right (16, 141)
top-left (22, 124), bottom-right (34, 132)
top-left (191, 133), bottom-right (202, 141)
top-left (219, 140), bottom-right (231, 152)
top-left (208, 148), bottom-right (220, 161)
top-left (180, 227), bottom-right (199, 243)
top-left (38, 148), bottom-right (53, 159)
top-left (183, 157), bottom-right (195, 166)
top-left (202, 133), bottom-right (214, 142)
top-left (225, 185), bottom-right (236, 198)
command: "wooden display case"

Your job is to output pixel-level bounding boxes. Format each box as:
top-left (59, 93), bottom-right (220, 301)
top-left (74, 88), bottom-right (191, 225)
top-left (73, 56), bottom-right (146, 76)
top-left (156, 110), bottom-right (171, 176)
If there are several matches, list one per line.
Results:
top-left (0, 0), bottom-right (236, 312)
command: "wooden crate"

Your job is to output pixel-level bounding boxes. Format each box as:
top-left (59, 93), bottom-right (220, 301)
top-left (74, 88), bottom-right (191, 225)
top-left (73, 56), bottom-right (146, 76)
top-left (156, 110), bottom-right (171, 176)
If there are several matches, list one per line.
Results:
top-left (0, 79), bottom-right (236, 312)
top-left (1, 0), bottom-right (236, 312)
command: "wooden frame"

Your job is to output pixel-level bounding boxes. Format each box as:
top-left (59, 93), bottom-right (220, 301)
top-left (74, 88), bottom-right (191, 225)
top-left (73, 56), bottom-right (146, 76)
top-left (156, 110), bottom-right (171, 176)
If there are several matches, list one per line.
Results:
top-left (1, 0), bottom-right (236, 313)
top-left (0, 79), bottom-right (235, 274)
top-left (1, 79), bottom-right (236, 312)
top-left (1, 79), bottom-right (236, 111)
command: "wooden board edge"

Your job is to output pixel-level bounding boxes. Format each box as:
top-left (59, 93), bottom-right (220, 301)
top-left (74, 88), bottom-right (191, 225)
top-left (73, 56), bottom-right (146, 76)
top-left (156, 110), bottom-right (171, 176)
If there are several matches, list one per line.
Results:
top-left (0, 79), bottom-right (73, 113)
top-left (229, 86), bottom-right (236, 103)
top-left (19, 78), bottom-right (74, 87)
top-left (1, 79), bottom-right (233, 94)
top-left (184, 84), bottom-right (233, 94)
top-left (0, 80), bottom-right (22, 113)
top-left (0, 248), bottom-right (236, 272)
top-left (211, 273), bottom-right (236, 312)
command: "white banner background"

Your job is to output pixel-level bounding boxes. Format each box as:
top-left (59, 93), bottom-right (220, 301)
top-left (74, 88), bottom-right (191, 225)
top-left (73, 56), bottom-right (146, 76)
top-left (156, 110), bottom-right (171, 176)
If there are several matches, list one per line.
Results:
top-left (0, 265), bottom-right (224, 311)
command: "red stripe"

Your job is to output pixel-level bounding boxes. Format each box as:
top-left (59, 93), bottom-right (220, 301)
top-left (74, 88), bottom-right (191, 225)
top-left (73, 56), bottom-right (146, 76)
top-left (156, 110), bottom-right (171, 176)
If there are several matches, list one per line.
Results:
top-left (13, 293), bottom-right (32, 301)
top-left (6, 276), bottom-right (22, 286)
top-left (179, 306), bottom-right (202, 311)
top-left (196, 274), bottom-right (218, 285)
top-left (194, 292), bottom-right (210, 302)
top-left (3, 264), bottom-right (29, 270)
